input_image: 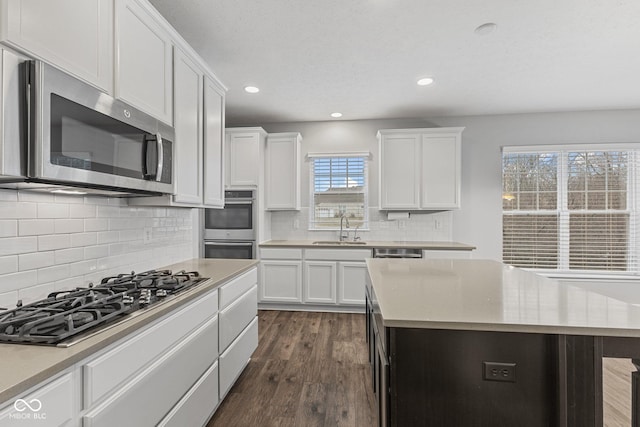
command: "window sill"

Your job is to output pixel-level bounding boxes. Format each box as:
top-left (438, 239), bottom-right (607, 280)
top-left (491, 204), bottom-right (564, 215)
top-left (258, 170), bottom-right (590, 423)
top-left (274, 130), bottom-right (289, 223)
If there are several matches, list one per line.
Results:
top-left (526, 269), bottom-right (640, 282)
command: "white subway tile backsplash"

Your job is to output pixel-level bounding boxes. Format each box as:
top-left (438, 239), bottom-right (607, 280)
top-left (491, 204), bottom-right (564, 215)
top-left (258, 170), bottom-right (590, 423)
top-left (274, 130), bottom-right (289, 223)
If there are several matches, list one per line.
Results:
top-left (69, 204), bottom-right (96, 218)
top-left (37, 264), bottom-right (69, 284)
top-left (54, 248), bottom-right (84, 265)
top-left (0, 190), bottom-right (18, 202)
top-left (18, 219), bottom-right (55, 236)
top-left (0, 270), bottom-right (38, 292)
top-left (0, 237), bottom-right (38, 256)
top-left (69, 259), bottom-right (98, 277)
top-left (19, 251), bottom-right (55, 271)
top-left (85, 218), bottom-right (109, 232)
top-left (0, 220), bottom-right (17, 237)
top-left (54, 219), bottom-right (84, 234)
top-left (84, 245), bottom-right (109, 260)
top-left (37, 203), bottom-right (70, 219)
top-left (18, 191), bottom-right (54, 203)
top-left (71, 232), bottom-right (97, 248)
top-left (0, 192), bottom-right (195, 305)
top-left (0, 256), bottom-right (17, 275)
top-left (38, 234), bottom-right (71, 251)
top-left (18, 282), bottom-right (55, 305)
top-left (97, 205), bottom-right (121, 218)
top-left (0, 202), bottom-right (37, 219)
top-left (97, 231), bottom-right (119, 245)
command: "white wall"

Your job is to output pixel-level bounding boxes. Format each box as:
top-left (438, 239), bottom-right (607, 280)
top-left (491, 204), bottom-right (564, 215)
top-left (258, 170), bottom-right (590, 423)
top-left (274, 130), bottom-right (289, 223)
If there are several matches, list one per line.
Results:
top-left (0, 190), bottom-right (196, 308)
top-left (257, 109), bottom-right (640, 258)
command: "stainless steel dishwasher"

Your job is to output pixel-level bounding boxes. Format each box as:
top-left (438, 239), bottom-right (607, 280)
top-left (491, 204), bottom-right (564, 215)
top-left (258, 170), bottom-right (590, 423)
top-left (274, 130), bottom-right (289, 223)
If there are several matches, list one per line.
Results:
top-left (373, 248), bottom-right (423, 259)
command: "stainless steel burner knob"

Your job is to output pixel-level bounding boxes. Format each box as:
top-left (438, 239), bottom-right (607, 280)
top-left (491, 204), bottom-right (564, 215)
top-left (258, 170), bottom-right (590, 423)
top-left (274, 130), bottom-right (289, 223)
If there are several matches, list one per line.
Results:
top-left (156, 289), bottom-right (168, 297)
top-left (123, 295), bottom-right (134, 305)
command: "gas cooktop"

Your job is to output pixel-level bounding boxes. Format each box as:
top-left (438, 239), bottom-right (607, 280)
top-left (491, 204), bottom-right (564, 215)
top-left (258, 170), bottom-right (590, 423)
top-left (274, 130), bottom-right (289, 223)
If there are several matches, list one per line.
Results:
top-left (0, 269), bottom-right (208, 346)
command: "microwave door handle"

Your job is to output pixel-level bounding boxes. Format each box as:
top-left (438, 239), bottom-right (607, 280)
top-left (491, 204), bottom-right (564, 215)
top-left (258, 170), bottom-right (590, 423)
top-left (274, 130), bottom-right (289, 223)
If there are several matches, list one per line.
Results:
top-left (155, 133), bottom-right (163, 182)
top-left (142, 136), bottom-right (151, 179)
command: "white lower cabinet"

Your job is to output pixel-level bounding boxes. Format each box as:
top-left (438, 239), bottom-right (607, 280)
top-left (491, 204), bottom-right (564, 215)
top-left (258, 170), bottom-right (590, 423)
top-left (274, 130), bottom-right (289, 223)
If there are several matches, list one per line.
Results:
top-left (304, 261), bottom-right (337, 303)
top-left (159, 361), bottom-right (219, 427)
top-left (0, 370), bottom-right (77, 427)
top-left (338, 262), bottom-right (368, 305)
top-left (219, 317), bottom-right (258, 398)
top-left (260, 248), bottom-right (370, 309)
top-left (260, 249), bottom-right (304, 303)
top-left (82, 315), bottom-right (219, 427)
top-left (0, 266), bottom-right (259, 427)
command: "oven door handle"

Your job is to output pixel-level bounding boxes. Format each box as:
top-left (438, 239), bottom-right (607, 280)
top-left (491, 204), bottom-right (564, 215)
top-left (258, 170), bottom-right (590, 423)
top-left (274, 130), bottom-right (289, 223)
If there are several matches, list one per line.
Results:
top-left (222, 200), bottom-right (254, 205)
top-left (204, 241), bottom-right (254, 246)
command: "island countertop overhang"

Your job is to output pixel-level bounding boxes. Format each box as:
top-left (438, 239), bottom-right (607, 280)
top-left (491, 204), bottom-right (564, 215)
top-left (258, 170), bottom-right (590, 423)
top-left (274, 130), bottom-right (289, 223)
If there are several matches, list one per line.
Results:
top-left (366, 258), bottom-right (640, 337)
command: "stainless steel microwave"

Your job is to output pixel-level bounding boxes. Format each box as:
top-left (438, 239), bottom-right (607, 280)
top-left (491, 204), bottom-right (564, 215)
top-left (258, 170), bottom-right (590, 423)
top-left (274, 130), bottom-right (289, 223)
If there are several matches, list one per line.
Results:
top-left (0, 52), bottom-right (174, 196)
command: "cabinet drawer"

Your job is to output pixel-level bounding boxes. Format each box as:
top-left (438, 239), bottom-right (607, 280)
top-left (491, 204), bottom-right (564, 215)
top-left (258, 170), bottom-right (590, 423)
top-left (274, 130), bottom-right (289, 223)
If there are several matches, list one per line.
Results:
top-left (305, 248), bottom-right (372, 261)
top-left (83, 289), bottom-right (218, 407)
top-left (83, 315), bottom-right (219, 427)
top-left (0, 372), bottom-right (74, 426)
top-left (260, 248), bottom-right (303, 259)
top-left (219, 268), bottom-right (257, 309)
top-left (219, 317), bottom-right (258, 398)
top-left (159, 361), bottom-right (219, 427)
top-left (220, 285), bottom-right (258, 352)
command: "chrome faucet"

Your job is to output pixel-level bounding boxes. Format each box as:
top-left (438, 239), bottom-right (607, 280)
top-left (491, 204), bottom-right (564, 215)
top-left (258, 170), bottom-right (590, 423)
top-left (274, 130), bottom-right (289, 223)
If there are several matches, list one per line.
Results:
top-left (352, 225), bottom-right (361, 242)
top-left (339, 213), bottom-right (350, 241)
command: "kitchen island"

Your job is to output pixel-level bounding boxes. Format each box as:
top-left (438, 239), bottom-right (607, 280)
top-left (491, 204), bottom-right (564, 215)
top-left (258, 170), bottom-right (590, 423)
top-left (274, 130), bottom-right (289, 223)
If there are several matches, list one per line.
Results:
top-left (366, 258), bottom-right (640, 427)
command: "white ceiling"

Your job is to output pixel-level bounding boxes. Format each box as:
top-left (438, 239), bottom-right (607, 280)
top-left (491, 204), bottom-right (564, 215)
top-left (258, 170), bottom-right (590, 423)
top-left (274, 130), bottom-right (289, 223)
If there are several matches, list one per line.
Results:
top-left (148, 0), bottom-right (640, 125)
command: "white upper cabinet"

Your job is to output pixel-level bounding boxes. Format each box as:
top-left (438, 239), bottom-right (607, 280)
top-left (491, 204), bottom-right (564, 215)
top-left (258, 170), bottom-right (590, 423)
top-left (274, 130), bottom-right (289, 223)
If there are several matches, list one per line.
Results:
top-left (203, 76), bottom-right (226, 208)
top-left (378, 127), bottom-right (464, 210)
top-left (115, 0), bottom-right (173, 125)
top-left (226, 128), bottom-right (266, 188)
top-left (172, 47), bottom-right (203, 205)
top-left (0, 0), bottom-right (113, 92)
top-left (379, 133), bottom-right (421, 209)
top-left (265, 132), bottom-right (301, 210)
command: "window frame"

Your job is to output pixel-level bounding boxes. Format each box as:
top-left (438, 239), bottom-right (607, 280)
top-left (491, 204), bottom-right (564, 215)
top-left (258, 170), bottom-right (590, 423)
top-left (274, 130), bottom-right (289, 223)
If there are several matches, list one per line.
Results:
top-left (502, 143), bottom-right (640, 277)
top-left (308, 152), bottom-right (370, 231)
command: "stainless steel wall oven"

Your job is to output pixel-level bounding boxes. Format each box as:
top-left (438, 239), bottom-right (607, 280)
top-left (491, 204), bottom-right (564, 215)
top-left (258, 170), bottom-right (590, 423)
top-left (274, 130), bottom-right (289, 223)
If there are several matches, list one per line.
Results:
top-left (203, 190), bottom-right (256, 259)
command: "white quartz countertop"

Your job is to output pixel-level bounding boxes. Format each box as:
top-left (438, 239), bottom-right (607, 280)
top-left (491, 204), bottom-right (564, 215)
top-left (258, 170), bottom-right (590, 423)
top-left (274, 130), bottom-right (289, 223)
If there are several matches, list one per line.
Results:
top-left (260, 239), bottom-right (475, 250)
top-left (367, 258), bottom-right (640, 337)
top-left (0, 259), bottom-right (258, 405)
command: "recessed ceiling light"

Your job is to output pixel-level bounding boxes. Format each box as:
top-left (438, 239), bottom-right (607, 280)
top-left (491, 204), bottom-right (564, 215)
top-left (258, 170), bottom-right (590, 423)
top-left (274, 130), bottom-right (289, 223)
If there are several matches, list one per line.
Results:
top-left (330, 112), bottom-right (343, 118)
top-left (417, 77), bottom-right (434, 86)
top-left (475, 22), bottom-right (497, 36)
top-left (244, 86), bottom-right (260, 93)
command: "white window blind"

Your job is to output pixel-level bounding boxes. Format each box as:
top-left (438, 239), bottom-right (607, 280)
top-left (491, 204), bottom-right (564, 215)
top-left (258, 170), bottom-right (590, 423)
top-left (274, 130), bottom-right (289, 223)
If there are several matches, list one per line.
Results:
top-left (309, 155), bottom-right (369, 230)
top-left (502, 146), bottom-right (640, 275)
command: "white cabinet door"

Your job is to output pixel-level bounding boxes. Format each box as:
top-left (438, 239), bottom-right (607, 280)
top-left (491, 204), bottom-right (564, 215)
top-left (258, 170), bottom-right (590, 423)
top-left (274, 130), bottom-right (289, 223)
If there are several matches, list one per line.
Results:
top-left (421, 132), bottom-right (461, 209)
top-left (1, 0), bottom-right (113, 92)
top-left (304, 261), bottom-right (337, 304)
top-left (172, 48), bottom-right (203, 205)
top-left (260, 260), bottom-right (302, 302)
top-left (265, 133), bottom-right (301, 210)
top-left (203, 76), bottom-right (226, 208)
top-left (0, 372), bottom-right (76, 426)
top-left (226, 131), bottom-right (260, 187)
top-left (338, 262), bottom-right (367, 305)
top-left (379, 133), bottom-right (421, 209)
top-left (115, 0), bottom-right (172, 124)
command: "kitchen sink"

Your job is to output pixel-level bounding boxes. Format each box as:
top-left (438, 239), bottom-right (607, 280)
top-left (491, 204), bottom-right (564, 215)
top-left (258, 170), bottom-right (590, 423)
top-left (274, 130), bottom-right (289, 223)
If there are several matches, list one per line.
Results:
top-left (312, 241), bottom-right (368, 245)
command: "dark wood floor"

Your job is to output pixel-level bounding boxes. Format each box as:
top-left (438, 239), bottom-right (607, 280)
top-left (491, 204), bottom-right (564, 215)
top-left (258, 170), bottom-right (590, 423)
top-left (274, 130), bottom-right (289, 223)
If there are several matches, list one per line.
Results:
top-left (207, 310), bottom-right (377, 427)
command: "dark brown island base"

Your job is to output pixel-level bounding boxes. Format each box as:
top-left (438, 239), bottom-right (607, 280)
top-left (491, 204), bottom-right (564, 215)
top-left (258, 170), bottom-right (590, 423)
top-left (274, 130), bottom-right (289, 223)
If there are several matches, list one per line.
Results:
top-left (365, 258), bottom-right (640, 427)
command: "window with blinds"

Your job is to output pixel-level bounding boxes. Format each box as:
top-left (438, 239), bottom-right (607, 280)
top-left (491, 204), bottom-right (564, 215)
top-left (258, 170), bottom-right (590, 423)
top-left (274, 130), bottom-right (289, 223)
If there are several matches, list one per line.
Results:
top-left (502, 146), bottom-right (639, 275)
top-left (310, 155), bottom-right (368, 229)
